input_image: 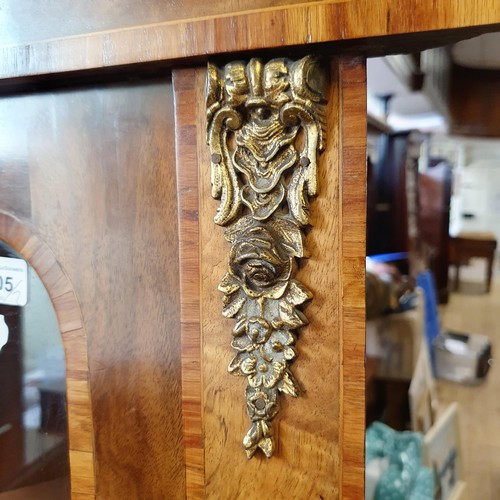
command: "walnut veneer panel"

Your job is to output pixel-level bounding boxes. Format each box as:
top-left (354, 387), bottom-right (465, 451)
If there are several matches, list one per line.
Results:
top-left (0, 0), bottom-right (339, 46)
top-left (0, 80), bottom-right (185, 499)
top-left (1, 1), bottom-right (499, 82)
top-left (174, 69), bottom-right (205, 499)
top-left (338, 57), bottom-right (366, 499)
top-left (173, 56), bottom-right (365, 498)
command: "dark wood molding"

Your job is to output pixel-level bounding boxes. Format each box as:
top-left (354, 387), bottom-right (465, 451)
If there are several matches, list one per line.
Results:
top-left (449, 63), bottom-right (500, 137)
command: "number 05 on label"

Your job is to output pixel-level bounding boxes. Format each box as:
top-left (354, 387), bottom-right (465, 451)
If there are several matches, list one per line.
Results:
top-left (0, 257), bottom-right (28, 307)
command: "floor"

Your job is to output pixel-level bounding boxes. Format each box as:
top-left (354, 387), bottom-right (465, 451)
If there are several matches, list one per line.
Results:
top-left (438, 259), bottom-right (500, 499)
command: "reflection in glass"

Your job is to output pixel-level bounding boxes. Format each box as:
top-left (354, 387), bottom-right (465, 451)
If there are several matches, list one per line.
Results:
top-left (0, 241), bottom-right (70, 499)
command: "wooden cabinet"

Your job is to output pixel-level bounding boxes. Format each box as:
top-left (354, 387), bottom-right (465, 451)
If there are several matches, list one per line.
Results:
top-left (419, 162), bottom-right (453, 302)
top-left (367, 134), bottom-right (453, 301)
top-left (367, 131), bottom-right (419, 256)
top-left (0, 1), bottom-right (498, 498)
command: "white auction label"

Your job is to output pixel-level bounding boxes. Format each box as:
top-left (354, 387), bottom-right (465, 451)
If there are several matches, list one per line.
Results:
top-left (0, 257), bottom-right (28, 306)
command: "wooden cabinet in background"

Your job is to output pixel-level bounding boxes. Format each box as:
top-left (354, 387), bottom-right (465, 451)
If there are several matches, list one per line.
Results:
top-left (367, 131), bottom-right (423, 259)
top-left (367, 133), bottom-right (452, 303)
top-left (419, 161), bottom-right (453, 303)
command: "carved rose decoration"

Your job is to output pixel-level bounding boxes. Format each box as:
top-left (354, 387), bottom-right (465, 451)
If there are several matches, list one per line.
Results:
top-left (228, 225), bottom-right (292, 299)
top-left (219, 220), bottom-right (311, 457)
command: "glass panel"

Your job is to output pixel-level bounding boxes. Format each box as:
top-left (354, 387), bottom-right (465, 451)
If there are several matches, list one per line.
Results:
top-left (0, 241), bottom-right (70, 499)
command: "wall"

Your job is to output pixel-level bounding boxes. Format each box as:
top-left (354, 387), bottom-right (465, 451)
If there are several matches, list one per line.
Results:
top-left (430, 136), bottom-right (500, 243)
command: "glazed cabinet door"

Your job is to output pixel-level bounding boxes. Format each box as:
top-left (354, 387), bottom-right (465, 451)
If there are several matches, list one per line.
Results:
top-left (0, 79), bottom-right (185, 498)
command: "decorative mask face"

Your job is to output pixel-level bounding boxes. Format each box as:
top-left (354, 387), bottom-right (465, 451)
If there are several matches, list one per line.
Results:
top-left (263, 59), bottom-right (290, 105)
top-left (224, 62), bottom-right (249, 106)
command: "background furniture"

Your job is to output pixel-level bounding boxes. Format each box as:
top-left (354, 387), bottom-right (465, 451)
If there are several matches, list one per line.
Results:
top-left (419, 162), bottom-right (453, 303)
top-left (449, 231), bottom-right (497, 292)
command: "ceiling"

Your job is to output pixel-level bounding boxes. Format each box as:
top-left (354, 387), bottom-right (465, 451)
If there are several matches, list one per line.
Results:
top-left (452, 33), bottom-right (500, 70)
top-left (367, 32), bottom-right (500, 134)
top-left (367, 57), bottom-right (445, 132)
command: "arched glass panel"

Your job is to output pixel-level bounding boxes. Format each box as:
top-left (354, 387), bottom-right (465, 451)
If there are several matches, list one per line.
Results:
top-left (0, 241), bottom-right (70, 499)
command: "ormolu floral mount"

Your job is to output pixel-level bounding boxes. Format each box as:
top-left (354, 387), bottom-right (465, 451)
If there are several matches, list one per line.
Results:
top-left (206, 56), bottom-right (327, 458)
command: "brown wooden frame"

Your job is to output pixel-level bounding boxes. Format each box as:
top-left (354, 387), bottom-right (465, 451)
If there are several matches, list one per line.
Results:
top-left (173, 55), bottom-right (366, 499)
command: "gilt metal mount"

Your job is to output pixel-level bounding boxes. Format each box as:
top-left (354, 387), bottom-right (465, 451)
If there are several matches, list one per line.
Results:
top-left (206, 56), bottom-right (327, 458)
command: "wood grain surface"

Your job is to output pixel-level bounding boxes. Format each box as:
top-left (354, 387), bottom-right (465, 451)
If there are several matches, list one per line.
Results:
top-left (0, 0), bottom-right (338, 46)
top-left (172, 56), bottom-right (366, 498)
top-left (0, 212), bottom-right (95, 499)
top-left (174, 69), bottom-right (205, 499)
top-left (0, 80), bottom-right (185, 499)
top-left (0, 1), bottom-right (498, 84)
top-left (337, 56), bottom-right (367, 499)
top-left (449, 64), bottom-right (500, 138)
